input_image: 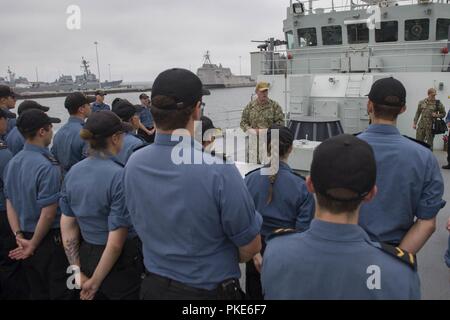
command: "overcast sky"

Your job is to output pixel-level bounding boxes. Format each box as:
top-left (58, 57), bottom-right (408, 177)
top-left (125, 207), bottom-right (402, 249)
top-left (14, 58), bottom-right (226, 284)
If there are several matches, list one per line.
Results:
top-left (0, 0), bottom-right (290, 83)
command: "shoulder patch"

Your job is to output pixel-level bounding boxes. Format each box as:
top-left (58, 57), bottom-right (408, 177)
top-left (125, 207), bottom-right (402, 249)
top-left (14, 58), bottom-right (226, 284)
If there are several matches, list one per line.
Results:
top-left (266, 228), bottom-right (297, 241)
top-left (0, 140), bottom-right (8, 150)
top-left (42, 153), bottom-right (60, 166)
top-left (379, 243), bottom-right (417, 270)
top-left (402, 135), bottom-right (431, 149)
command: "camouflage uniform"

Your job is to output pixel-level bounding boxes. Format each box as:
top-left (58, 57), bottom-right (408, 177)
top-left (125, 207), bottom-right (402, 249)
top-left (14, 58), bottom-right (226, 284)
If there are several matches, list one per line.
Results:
top-left (240, 99), bottom-right (285, 163)
top-left (414, 98), bottom-right (446, 149)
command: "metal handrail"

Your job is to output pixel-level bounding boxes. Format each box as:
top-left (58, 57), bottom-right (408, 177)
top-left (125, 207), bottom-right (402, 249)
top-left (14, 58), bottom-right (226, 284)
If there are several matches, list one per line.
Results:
top-left (291, 0), bottom-right (448, 15)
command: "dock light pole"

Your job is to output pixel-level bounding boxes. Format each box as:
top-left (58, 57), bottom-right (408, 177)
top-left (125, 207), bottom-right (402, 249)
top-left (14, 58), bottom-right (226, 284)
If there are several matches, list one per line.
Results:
top-left (239, 56), bottom-right (242, 75)
top-left (94, 41), bottom-right (101, 88)
top-left (108, 64), bottom-right (111, 82)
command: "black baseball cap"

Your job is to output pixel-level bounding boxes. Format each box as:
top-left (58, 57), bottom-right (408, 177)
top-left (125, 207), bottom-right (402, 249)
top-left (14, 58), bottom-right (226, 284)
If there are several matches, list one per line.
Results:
top-left (16, 109), bottom-right (61, 134)
top-left (83, 110), bottom-right (128, 138)
top-left (0, 85), bottom-right (16, 98)
top-left (95, 90), bottom-right (107, 96)
top-left (18, 100), bottom-right (50, 115)
top-left (64, 92), bottom-right (96, 113)
top-left (112, 99), bottom-right (143, 121)
top-left (151, 68), bottom-right (209, 110)
top-left (200, 116), bottom-right (215, 133)
top-left (310, 134), bottom-right (376, 202)
top-left (139, 93), bottom-right (149, 99)
top-left (366, 77), bottom-right (406, 107)
top-left (0, 108), bottom-right (16, 119)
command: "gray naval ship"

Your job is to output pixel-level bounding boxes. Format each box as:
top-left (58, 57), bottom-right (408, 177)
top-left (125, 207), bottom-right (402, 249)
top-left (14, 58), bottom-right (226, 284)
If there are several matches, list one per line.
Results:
top-left (257, 0), bottom-right (450, 300)
top-left (4, 58), bottom-right (122, 94)
top-left (208, 0), bottom-right (450, 299)
top-left (197, 51), bottom-right (256, 89)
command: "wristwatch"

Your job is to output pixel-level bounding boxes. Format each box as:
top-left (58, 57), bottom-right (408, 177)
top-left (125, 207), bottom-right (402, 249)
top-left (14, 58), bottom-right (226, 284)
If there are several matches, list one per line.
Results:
top-left (14, 230), bottom-right (24, 237)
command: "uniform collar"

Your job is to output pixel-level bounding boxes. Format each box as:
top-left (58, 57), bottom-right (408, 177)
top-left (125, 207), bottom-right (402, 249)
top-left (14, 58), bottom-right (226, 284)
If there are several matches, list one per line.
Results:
top-left (365, 124), bottom-right (400, 135)
top-left (308, 219), bottom-right (372, 243)
top-left (23, 143), bottom-right (51, 155)
top-left (68, 116), bottom-right (85, 125)
top-left (278, 161), bottom-right (291, 171)
top-left (154, 133), bottom-right (203, 150)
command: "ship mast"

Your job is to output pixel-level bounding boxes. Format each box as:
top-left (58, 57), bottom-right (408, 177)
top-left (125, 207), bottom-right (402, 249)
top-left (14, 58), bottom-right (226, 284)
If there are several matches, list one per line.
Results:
top-left (203, 51), bottom-right (213, 65)
top-left (80, 57), bottom-right (91, 80)
top-left (7, 66), bottom-right (15, 84)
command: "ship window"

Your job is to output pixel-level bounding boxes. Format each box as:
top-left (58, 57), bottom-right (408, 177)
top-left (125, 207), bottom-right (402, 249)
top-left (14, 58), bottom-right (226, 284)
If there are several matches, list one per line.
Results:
top-left (405, 19), bottom-right (429, 41)
top-left (347, 23), bottom-right (369, 44)
top-left (436, 18), bottom-right (450, 40)
top-left (297, 27), bottom-right (317, 47)
top-left (286, 31), bottom-right (294, 49)
top-left (375, 21), bottom-right (398, 42)
top-left (322, 26), bottom-right (342, 45)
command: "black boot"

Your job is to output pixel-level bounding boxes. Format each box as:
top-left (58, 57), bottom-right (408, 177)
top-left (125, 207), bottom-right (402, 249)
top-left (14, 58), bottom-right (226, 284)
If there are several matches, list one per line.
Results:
top-left (442, 164), bottom-right (450, 169)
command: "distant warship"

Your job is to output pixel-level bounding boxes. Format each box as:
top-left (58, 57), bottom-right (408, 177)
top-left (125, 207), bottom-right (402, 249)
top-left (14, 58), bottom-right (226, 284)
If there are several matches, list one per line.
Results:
top-left (196, 51), bottom-right (255, 89)
top-left (4, 58), bottom-right (122, 93)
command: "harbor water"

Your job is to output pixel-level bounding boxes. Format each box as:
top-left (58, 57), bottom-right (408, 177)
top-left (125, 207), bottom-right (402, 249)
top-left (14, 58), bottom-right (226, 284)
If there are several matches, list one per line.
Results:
top-left (17, 87), bottom-right (255, 132)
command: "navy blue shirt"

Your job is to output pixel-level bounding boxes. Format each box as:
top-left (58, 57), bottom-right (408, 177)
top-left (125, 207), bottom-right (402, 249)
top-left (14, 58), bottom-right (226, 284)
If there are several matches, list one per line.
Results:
top-left (139, 106), bottom-right (153, 128)
top-left (6, 126), bottom-right (25, 155)
top-left (124, 133), bottom-right (262, 290)
top-left (358, 125), bottom-right (445, 244)
top-left (91, 102), bottom-right (111, 112)
top-left (245, 161), bottom-right (314, 238)
top-left (60, 155), bottom-right (135, 245)
top-left (115, 133), bottom-right (145, 165)
top-left (51, 116), bottom-right (87, 174)
top-left (4, 143), bottom-right (62, 232)
top-left (0, 141), bottom-right (13, 211)
top-left (262, 219), bottom-right (421, 300)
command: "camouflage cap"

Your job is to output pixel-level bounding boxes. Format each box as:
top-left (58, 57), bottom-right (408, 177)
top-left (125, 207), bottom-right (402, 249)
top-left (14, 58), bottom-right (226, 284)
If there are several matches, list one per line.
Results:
top-left (255, 82), bottom-right (270, 92)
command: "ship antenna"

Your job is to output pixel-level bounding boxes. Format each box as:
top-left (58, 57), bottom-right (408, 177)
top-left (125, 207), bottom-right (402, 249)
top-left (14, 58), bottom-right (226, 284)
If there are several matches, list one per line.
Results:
top-left (203, 51), bottom-right (212, 65)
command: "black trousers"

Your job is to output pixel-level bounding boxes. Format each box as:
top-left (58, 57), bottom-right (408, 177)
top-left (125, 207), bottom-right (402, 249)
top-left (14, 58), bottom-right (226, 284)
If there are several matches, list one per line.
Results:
top-left (137, 128), bottom-right (155, 144)
top-left (80, 236), bottom-right (143, 300)
top-left (22, 229), bottom-right (74, 300)
top-left (245, 238), bottom-right (266, 300)
top-left (0, 211), bottom-right (29, 299)
top-left (447, 135), bottom-right (450, 164)
top-left (140, 272), bottom-right (244, 300)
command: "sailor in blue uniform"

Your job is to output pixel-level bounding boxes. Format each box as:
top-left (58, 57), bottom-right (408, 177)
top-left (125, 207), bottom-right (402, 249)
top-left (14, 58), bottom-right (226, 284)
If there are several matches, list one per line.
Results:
top-left (244, 125), bottom-right (314, 299)
top-left (91, 90), bottom-right (110, 112)
top-left (6, 100), bottom-right (51, 155)
top-left (0, 85), bottom-right (17, 138)
top-left (60, 111), bottom-right (142, 300)
top-left (137, 93), bottom-right (155, 143)
top-left (51, 92), bottom-right (95, 174)
top-left (262, 134), bottom-right (421, 300)
top-left (0, 108), bottom-right (24, 299)
top-left (124, 68), bottom-right (262, 300)
top-left (3, 109), bottom-right (73, 300)
top-left (357, 77), bottom-right (445, 253)
top-left (111, 99), bottom-right (146, 164)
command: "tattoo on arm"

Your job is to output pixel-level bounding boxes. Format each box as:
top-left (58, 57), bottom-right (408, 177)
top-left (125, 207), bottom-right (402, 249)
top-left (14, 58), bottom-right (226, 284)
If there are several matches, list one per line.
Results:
top-left (64, 238), bottom-right (80, 266)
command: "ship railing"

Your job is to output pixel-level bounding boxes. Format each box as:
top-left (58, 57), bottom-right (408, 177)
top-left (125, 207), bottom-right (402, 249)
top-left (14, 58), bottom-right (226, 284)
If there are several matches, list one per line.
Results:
top-left (292, 0), bottom-right (448, 15)
top-left (256, 40), bottom-right (450, 74)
